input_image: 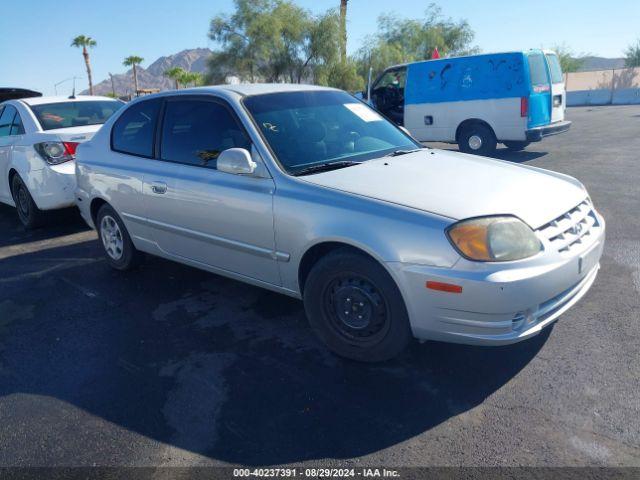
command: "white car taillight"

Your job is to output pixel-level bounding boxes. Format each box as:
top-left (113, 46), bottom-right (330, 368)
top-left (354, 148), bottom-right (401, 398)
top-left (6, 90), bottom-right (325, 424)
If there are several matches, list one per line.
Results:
top-left (34, 141), bottom-right (79, 165)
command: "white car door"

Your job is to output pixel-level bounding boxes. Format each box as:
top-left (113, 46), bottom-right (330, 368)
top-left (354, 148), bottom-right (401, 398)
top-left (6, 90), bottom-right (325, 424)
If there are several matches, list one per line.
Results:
top-left (0, 105), bottom-right (19, 204)
top-left (144, 96), bottom-right (280, 285)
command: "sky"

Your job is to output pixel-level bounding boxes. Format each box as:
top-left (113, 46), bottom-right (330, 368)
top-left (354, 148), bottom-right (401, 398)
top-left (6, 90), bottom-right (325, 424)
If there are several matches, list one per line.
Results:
top-left (1, 0), bottom-right (638, 96)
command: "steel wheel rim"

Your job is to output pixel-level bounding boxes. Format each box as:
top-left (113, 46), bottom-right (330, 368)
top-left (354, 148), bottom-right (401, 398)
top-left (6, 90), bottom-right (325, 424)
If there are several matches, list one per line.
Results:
top-left (322, 273), bottom-right (391, 346)
top-left (100, 215), bottom-right (124, 261)
top-left (469, 134), bottom-right (483, 150)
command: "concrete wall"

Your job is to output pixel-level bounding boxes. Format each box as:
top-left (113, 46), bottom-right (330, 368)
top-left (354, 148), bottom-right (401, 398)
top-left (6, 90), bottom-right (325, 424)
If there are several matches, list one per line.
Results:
top-left (566, 67), bottom-right (640, 106)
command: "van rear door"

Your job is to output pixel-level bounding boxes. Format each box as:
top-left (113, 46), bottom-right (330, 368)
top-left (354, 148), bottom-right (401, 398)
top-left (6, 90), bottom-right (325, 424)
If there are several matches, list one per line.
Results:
top-left (544, 52), bottom-right (566, 123)
top-left (526, 52), bottom-right (552, 128)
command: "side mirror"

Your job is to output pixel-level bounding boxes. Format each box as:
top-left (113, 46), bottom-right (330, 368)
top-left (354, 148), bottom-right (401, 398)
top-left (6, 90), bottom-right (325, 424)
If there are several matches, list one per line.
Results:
top-left (217, 148), bottom-right (257, 175)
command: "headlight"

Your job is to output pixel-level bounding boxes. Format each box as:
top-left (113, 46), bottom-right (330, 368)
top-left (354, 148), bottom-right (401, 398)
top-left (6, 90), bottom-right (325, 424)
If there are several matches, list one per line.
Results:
top-left (446, 216), bottom-right (542, 262)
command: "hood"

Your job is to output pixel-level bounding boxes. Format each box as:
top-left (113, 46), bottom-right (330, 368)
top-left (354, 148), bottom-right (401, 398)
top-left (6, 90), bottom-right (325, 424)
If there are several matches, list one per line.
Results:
top-left (45, 124), bottom-right (103, 143)
top-left (300, 149), bottom-right (587, 229)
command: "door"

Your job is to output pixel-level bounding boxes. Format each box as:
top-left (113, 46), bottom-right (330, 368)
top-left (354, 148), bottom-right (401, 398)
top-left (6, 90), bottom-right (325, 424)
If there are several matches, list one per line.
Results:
top-left (0, 105), bottom-right (18, 203)
top-left (370, 67), bottom-right (407, 126)
top-left (526, 52), bottom-right (552, 128)
top-left (545, 52), bottom-right (566, 123)
top-left (145, 96), bottom-right (280, 285)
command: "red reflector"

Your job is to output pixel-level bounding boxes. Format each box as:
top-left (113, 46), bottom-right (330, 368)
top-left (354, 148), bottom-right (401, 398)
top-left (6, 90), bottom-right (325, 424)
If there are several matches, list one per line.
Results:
top-left (63, 141), bottom-right (79, 156)
top-left (520, 97), bottom-right (528, 117)
top-left (426, 281), bottom-right (462, 294)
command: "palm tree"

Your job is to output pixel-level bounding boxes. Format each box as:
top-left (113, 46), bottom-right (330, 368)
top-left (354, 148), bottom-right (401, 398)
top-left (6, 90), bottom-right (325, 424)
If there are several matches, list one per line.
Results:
top-left (339, 0), bottom-right (348, 64)
top-left (71, 35), bottom-right (97, 95)
top-left (184, 72), bottom-right (204, 87)
top-left (123, 55), bottom-right (144, 95)
top-left (164, 67), bottom-right (186, 89)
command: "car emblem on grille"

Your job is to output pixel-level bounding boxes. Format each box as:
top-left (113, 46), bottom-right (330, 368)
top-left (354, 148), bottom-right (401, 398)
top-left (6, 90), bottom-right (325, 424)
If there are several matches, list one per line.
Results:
top-left (570, 223), bottom-right (584, 235)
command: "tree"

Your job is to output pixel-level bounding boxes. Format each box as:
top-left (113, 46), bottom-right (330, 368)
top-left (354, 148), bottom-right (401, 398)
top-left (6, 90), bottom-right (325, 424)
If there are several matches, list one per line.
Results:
top-left (625, 40), bottom-right (640, 68)
top-left (551, 44), bottom-right (586, 73)
top-left (183, 71), bottom-right (205, 87)
top-left (71, 35), bottom-right (97, 95)
top-left (354, 4), bottom-right (477, 83)
top-left (164, 67), bottom-right (187, 89)
top-left (123, 56), bottom-right (144, 94)
top-left (207, 0), bottom-right (343, 85)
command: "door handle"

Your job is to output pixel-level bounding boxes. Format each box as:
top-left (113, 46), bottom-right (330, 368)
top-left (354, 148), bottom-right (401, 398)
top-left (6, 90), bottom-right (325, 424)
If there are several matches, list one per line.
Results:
top-left (150, 182), bottom-right (167, 194)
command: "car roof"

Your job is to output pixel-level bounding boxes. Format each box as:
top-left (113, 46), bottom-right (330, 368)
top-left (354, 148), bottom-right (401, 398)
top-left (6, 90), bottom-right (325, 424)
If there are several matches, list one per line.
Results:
top-left (158, 83), bottom-right (337, 98)
top-left (19, 95), bottom-right (120, 106)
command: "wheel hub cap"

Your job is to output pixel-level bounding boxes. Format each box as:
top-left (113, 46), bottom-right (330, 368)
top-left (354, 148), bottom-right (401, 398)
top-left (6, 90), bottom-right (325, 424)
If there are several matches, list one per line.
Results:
top-left (469, 135), bottom-right (483, 150)
top-left (100, 215), bottom-right (124, 261)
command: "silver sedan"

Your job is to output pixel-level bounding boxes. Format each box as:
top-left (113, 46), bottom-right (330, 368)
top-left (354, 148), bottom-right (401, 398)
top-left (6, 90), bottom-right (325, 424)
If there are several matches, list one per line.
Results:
top-left (75, 84), bottom-right (605, 361)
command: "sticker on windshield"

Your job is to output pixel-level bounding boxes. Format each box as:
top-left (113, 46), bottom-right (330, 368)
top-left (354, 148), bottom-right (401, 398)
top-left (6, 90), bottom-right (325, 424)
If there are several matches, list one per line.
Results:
top-left (344, 103), bottom-right (383, 122)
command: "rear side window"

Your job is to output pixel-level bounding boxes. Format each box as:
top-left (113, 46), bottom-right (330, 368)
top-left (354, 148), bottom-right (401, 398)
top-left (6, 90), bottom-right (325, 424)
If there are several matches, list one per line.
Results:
top-left (0, 105), bottom-right (17, 137)
top-left (528, 54), bottom-right (549, 88)
top-left (30, 100), bottom-right (123, 131)
top-left (546, 53), bottom-right (564, 84)
top-left (160, 99), bottom-right (250, 169)
top-left (111, 99), bottom-right (161, 157)
top-left (11, 112), bottom-right (25, 135)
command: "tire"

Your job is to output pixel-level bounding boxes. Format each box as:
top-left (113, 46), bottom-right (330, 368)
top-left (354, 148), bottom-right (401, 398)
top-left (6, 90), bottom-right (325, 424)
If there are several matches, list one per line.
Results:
top-left (458, 123), bottom-right (497, 156)
top-left (503, 141), bottom-right (531, 151)
top-left (11, 174), bottom-right (45, 229)
top-left (303, 248), bottom-right (412, 362)
top-left (96, 204), bottom-right (142, 270)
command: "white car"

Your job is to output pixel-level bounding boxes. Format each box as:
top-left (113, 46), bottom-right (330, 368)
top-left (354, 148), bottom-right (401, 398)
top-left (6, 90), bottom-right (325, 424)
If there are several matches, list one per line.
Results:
top-left (0, 95), bottom-right (123, 227)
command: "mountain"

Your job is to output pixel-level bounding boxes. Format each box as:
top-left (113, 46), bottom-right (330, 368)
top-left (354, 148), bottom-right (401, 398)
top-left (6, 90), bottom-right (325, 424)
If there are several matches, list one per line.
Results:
top-left (84, 48), bottom-right (212, 96)
top-left (578, 56), bottom-right (626, 72)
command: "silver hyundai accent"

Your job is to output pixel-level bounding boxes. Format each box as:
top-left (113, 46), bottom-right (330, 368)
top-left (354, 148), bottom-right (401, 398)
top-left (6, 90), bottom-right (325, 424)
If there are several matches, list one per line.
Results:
top-left (75, 84), bottom-right (605, 361)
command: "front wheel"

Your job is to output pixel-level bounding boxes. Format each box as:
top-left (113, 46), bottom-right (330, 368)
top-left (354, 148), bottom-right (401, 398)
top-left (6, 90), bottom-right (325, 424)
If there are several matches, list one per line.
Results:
top-left (96, 204), bottom-right (142, 270)
top-left (458, 123), bottom-right (497, 156)
top-left (503, 141), bottom-right (530, 151)
top-left (11, 174), bottom-right (45, 229)
top-left (303, 249), bottom-right (412, 362)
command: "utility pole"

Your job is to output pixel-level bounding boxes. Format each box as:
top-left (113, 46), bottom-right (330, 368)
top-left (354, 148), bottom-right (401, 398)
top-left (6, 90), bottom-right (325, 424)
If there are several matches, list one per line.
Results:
top-left (340, 0), bottom-right (348, 64)
top-left (109, 73), bottom-right (116, 97)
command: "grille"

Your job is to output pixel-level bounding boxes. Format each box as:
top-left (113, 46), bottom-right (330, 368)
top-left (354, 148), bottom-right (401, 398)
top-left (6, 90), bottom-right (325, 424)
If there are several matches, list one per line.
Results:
top-left (537, 199), bottom-right (599, 253)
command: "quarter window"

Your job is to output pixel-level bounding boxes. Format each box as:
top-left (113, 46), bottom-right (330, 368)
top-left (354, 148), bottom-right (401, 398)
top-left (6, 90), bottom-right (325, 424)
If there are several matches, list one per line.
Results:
top-left (160, 99), bottom-right (250, 169)
top-left (10, 111), bottom-right (25, 135)
top-left (111, 99), bottom-right (161, 157)
top-left (0, 105), bottom-right (17, 137)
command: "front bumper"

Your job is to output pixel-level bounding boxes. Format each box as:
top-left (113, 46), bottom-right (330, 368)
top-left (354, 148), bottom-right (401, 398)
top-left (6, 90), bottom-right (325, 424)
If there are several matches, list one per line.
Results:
top-left (388, 212), bottom-right (605, 346)
top-left (526, 120), bottom-right (571, 142)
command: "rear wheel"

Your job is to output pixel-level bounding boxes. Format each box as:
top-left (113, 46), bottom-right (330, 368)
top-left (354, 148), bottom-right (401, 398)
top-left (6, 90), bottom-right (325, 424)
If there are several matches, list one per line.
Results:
top-left (11, 174), bottom-right (45, 229)
top-left (303, 249), bottom-right (411, 362)
top-left (458, 123), bottom-right (497, 156)
top-left (96, 204), bottom-right (142, 270)
top-left (503, 141), bottom-right (530, 151)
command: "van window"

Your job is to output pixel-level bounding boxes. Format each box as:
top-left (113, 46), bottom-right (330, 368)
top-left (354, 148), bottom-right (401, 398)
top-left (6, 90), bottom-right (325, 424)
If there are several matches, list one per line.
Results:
top-left (0, 105), bottom-right (17, 137)
top-left (528, 54), bottom-right (549, 88)
top-left (111, 99), bottom-right (161, 157)
top-left (160, 99), bottom-right (250, 169)
top-left (545, 53), bottom-right (564, 84)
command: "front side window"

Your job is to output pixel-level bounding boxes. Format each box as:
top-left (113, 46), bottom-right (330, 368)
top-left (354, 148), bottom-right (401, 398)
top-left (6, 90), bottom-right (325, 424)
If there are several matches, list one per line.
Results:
top-left (0, 105), bottom-right (17, 137)
top-left (528, 54), bottom-right (550, 88)
top-left (243, 90), bottom-right (419, 175)
top-left (545, 53), bottom-right (564, 84)
top-left (30, 100), bottom-right (124, 131)
top-left (160, 99), bottom-right (250, 169)
top-left (111, 99), bottom-right (161, 157)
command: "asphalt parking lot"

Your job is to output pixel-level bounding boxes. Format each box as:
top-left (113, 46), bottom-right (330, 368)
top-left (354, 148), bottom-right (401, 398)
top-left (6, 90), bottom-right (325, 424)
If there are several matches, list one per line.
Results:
top-left (0, 105), bottom-right (638, 468)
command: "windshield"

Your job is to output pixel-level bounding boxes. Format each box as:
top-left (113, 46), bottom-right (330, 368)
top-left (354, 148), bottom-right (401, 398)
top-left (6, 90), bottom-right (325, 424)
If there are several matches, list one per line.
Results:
top-left (545, 53), bottom-right (564, 84)
top-left (243, 90), bottom-right (419, 175)
top-left (30, 100), bottom-right (124, 131)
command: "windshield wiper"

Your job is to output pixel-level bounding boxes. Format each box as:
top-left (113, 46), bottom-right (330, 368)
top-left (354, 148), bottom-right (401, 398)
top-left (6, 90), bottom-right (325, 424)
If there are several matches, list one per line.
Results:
top-left (293, 161), bottom-right (362, 176)
top-left (384, 148), bottom-right (424, 157)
